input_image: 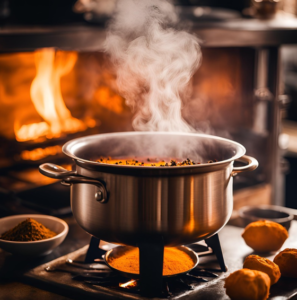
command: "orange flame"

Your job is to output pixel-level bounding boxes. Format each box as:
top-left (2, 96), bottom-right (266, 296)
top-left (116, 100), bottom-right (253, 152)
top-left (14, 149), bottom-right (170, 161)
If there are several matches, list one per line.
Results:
top-left (14, 48), bottom-right (86, 142)
top-left (119, 280), bottom-right (137, 289)
top-left (20, 145), bottom-right (62, 161)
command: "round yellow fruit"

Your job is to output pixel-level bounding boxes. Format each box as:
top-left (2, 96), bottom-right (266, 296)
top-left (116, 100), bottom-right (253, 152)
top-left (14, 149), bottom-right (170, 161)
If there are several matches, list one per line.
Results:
top-left (224, 269), bottom-right (270, 300)
top-left (242, 220), bottom-right (288, 252)
top-left (243, 255), bottom-right (281, 284)
top-left (273, 248), bottom-right (297, 278)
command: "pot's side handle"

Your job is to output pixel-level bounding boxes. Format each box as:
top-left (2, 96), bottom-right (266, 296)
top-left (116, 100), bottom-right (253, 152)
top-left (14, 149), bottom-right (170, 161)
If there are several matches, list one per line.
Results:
top-left (39, 163), bottom-right (108, 203)
top-left (231, 155), bottom-right (258, 177)
top-left (39, 163), bottom-right (77, 179)
top-left (61, 176), bottom-right (108, 203)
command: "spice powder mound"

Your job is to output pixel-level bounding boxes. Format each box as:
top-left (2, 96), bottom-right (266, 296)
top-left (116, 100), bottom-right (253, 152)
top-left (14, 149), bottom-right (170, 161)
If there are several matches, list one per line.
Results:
top-left (108, 247), bottom-right (195, 276)
top-left (0, 218), bottom-right (57, 241)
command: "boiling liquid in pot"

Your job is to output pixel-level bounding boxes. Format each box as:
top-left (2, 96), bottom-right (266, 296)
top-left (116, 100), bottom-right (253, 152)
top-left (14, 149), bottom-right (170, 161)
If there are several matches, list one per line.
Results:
top-left (96, 157), bottom-right (217, 166)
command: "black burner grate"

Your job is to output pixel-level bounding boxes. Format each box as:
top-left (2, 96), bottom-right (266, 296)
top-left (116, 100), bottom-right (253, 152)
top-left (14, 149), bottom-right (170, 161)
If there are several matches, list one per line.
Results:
top-left (69, 234), bottom-right (227, 298)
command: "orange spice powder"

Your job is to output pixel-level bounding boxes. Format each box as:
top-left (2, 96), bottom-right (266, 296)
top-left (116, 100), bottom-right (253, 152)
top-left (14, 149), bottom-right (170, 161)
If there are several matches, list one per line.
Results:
top-left (0, 218), bottom-right (57, 241)
top-left (108, 247), bottom-right (195, 276)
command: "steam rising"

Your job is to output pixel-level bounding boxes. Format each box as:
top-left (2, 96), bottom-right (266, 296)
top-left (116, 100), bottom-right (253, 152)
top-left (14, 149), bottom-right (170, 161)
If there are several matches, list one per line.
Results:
top-left (104, 0), bottom-right (201, 132)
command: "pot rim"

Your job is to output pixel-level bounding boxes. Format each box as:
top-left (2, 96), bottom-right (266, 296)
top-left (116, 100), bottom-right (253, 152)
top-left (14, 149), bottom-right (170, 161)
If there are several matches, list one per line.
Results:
top-left (62, 131), bottom-right (246, 171)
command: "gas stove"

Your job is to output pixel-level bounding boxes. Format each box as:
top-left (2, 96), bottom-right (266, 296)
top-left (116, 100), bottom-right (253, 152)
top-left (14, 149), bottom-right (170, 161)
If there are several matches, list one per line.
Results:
top-left (24, 234), bottom-right (227, 299)
top-left (21, 222), bottom-right (297, 300)
top-left (80, 234), bottom-right (226, 297)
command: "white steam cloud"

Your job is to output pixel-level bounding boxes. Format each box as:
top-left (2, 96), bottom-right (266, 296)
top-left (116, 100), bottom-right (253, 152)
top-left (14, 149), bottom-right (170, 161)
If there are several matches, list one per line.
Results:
top-left (104, 0), bottom-right (202, 132)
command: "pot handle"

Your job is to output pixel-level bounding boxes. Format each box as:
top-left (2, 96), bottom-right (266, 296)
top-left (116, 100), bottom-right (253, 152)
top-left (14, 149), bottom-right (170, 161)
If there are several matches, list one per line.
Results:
top-left (39, 163), bottom-right (77, 179)
top-left (231, 155), bottom-right (258, 177)
top-left (39, 163), bottom-right (108, 203)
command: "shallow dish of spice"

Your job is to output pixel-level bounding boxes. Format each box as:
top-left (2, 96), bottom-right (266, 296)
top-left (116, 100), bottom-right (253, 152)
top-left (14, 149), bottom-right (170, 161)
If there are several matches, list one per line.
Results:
top-left (0, 214), bottom-right (68, 256)
top-left (105, 245), bottom-right (198, 277)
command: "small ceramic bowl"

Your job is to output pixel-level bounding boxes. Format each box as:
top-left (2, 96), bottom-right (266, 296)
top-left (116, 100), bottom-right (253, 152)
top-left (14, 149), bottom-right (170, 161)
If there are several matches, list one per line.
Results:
top-left (238, 205), bottom-right (294, 231)
top-left (0, 214), bottom-right (68, 256)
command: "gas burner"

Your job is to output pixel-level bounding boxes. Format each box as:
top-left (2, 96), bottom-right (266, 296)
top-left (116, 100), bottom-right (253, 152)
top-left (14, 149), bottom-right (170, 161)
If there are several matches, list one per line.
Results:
top-left (71, 269), bottom-right (217, 298)
top-left (73, 234), bottom-right (226, 297)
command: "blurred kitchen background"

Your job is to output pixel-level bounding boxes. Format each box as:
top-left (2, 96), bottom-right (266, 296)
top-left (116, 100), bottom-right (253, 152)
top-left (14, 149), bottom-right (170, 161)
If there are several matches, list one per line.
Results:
top-left (1, 0), bottom-right (297, 217)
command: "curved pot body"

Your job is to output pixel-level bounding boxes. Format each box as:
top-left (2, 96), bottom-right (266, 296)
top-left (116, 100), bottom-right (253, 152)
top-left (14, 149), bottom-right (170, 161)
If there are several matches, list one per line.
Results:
top-left (39, 132), bottom-right (258, 247)
top-left (71, 163), bottom-right (233, 246)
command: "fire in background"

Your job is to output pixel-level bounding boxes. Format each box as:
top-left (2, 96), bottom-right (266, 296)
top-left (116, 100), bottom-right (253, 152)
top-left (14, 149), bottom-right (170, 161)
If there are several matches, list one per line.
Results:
top-left (15, 48), bottom-right (87, 142)
top-left (0, 49), bottom-right (128, 143)
top-left (0, 48), bottom-right (243, 144)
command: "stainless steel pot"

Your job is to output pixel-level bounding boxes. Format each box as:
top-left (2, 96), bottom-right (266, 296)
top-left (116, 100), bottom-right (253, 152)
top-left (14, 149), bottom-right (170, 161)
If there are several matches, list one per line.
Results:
top-left (39, 132), bottom-right (258, 247)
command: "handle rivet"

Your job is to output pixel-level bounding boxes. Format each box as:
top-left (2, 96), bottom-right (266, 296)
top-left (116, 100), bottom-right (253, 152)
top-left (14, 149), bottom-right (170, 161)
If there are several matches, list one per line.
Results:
top-left (95, 191), bottom-right (103, 201)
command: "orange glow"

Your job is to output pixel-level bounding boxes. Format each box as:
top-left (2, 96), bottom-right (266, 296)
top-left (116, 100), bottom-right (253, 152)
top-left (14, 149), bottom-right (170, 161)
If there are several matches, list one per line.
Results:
top-left (185, 177), bottom-right (195, 232)
top-left (94, 86), bottom-right (124, 114)
top-left (0, 50), bottom-right (130, 146)
top-left (119, 280), bottom-right (137, 289)
top-left (14, 48), bottom-right (87, 142)
top-left (198, 75), bottom-right (235, 100)
top-left (20, 145), bottom-right (62, 161)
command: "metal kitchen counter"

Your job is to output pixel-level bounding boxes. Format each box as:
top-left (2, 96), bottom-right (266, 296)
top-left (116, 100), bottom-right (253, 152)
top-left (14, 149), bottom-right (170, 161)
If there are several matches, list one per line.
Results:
top-left (0, 218), bottom-right (297, 299)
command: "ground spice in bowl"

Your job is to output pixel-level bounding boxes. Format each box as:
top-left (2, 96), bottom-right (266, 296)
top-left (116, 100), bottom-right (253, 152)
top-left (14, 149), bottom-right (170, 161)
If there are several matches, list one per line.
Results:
top-left (108, 247), bottom-right (196, 276)
top-left (0, 218), bottom-right (57, 241)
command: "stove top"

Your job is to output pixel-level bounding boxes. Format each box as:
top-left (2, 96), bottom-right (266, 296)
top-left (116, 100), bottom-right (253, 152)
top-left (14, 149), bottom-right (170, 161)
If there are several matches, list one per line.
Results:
top-left (23, 244), bottom-right (223, 300)
top-left (83, 235), bottom-right (226, 298)
top-left (22, 223), bottom-right (297, 300)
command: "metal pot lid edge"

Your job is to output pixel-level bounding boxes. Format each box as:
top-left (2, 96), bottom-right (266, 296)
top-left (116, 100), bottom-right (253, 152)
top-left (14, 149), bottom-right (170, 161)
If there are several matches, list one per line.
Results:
top-left (62, 131), bottom-right (246, 171)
